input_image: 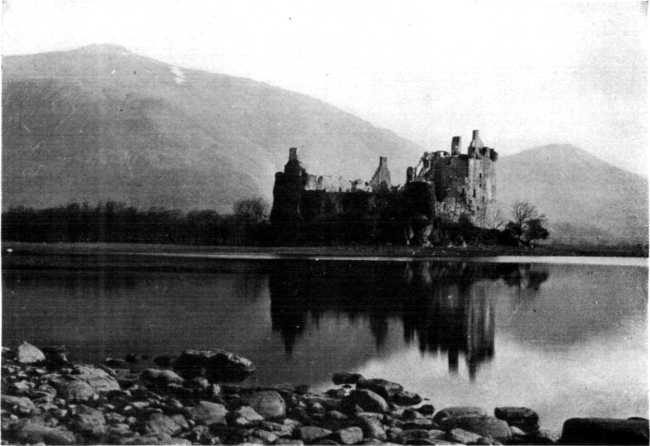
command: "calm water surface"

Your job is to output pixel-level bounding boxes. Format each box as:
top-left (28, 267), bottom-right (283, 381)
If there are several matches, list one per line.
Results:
top-left (3, 255), bottom-right (647, 432)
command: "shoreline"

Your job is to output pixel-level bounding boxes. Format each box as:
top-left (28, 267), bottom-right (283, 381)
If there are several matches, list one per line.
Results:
top-left (2, 241), bottom-right (648, 262)
top-left (2, 342), bottom-right (647, 445)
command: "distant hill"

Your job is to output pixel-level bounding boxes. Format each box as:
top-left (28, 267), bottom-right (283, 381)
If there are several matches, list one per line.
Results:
top-left (2, 44), bottom-right (422, 213)
top-left (3, 45), bottom-right (647, 244)
top-left (497, 145), bottom-right (648, 244)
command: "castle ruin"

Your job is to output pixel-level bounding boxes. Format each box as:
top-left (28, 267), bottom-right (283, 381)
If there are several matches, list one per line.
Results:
top-left (270, 130), bottom-right (498, 245)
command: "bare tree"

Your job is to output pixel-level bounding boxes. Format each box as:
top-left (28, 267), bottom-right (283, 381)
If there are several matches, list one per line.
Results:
top-left (508, 201), bottom-right (549, 246)
top-left (512, 201), bottom-right (544, 226)
top-left (233, 197), bottom-right (269, 223)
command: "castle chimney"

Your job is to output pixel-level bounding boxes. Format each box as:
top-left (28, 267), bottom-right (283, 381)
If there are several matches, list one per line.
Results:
top-left (406, 166), bottom-right (414, 183)
top-left (379, 156), bottom-right (388, 166)
top-left (472, 130), bottom-right (480, 140)
top-left (451, 136), bottom-right (461, 156)
top-left (289, 147), bottom-right (298, 161)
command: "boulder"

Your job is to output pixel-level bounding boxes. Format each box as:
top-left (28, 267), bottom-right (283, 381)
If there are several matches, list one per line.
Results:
top-left (401, 418), bottom-right (435, 430)
top-left (144, 413), bottom-right (185, 437)
top-left (171, 414), bottom-right (189, 431)
top-left (560, 417), bottom-right (649, 445)
top-left (173, 349), bottom-right (255, 381)
top-left (187, 425), bottom-right (212, 444)
top-left (259, 419), bottom-right (300, 438)
top-left (10, 380), bottom-right (32, 395)
top-left (447, 428), bottom-right (483, 444)
top-left (356, 414), bottom-right (387, 441)
top-left (12, 419), bottom-right (76, 445)
top-left (494, 406), bottom-right (539, 433)
top-left (141, 368), bottom-right (185, 387)
top-left (440, 415), bottom-right (511, 443)
top-left (186, 401), bottom-right (228, 427)
top-left (57, 380), bottom-right (97, 401)
top-left (228, 405), bottom-right (265, 427)
top-left (397, 429), bottom-right (446, 445)
top-left (356, 378), bottom-right (403, 400)
top-left (333, 372), bottom-right (364, 385)
top-left (17, 342), bottom-right (45, 364)
top-left (153, 355), bottom-right (175, 367)
top-left (417, 404), bottom-right (435, 416)
top-left (106, 423), bottom-right (133, 442)
top-left (1, 395), bottom-right (36, 415)
top-left (33, 383), bottom-right (57, 402)
top-left (392, 390), bottom-right (422, 406)
top-left (337, 426), bottom-right (364, 444)
top-left (299, 426), bottom-right (333, 443)
top-left (42, 346), bottom-right (70, 366)
top-left (252, 429), bottom-right (279, 443)
top-left (72, 405), bottom-right (106, 438)
top-left (343, 389), bottom-right (389, 413)
top-left (242, 390), bottom-right (286, 419)
top-left (191, 377), bottom-right (210, 390)
top-left (70, 364), bottom-right (121, 393)
top-left (433, 407), bottom-right (487, 426)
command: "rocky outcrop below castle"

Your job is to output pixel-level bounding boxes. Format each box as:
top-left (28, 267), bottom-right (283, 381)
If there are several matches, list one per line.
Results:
top-left (2, 342), bottom-right (648, 445)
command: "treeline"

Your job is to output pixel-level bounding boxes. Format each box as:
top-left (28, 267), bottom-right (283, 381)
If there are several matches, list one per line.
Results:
top-left (2, 199), bottom-right (550, 248)
top-left (2, 201), bottom-right (273, 246)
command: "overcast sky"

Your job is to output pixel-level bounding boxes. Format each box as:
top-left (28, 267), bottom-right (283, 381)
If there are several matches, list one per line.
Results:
top-left (3, 0), bottom-right (648, 175)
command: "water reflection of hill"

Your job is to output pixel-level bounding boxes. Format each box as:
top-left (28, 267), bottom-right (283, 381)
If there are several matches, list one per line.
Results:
top-left (269, 261), bottom-right (548, 378)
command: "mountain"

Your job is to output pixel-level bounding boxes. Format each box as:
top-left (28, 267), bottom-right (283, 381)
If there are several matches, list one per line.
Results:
top-left (3, 45), bottom-right (647, 244)
top-left (2, 44), bottom-right (422, 213)
top-left (497, 145), bottom-right (648, 244)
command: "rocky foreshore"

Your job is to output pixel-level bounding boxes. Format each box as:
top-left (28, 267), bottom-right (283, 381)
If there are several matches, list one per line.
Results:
top-left (1, 342), bottom-right (647, 445)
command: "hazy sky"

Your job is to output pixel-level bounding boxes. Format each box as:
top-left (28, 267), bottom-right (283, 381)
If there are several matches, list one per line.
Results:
top-left (2, 0), bottom-right (648, 175)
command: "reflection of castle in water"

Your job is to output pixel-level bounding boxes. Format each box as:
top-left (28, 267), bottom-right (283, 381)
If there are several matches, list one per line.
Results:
top-left (269, 261), bottom-right (548, 379)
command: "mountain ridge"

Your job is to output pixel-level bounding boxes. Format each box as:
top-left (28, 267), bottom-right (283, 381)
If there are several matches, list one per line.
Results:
top-left (2, 45), bottom-right (647, 244)
top-left (2, 45), bottom-right (424, 213)
top-left (497, 144), bottom-right (648, 244)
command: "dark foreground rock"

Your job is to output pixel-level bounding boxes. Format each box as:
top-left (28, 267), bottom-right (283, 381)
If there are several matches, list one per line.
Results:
top-left (495, 406), bottom-right (540, 433)
top-left (332, 373), bottom-right (364, 385)
top-left (2, 343), bottom-right (647, 445)
top-left (560, 417), bottom-right (649, 444)
top-left (241, 390), bottom-right (287, 419)
top-left (173, 349), bottom-right (255, 381)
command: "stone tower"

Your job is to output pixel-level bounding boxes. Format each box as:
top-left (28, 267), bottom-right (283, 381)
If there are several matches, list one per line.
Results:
top-left (407, 130), bottom-right (498, 227)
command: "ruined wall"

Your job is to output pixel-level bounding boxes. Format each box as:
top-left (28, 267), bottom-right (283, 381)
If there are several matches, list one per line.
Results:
top-left (299, 191), bottom-right (377, 221)
top-left (272, 149), bottom-right (395, 225)
top-left (271, 131), bottom-right (498, 243)
top-left (305, 174), bottom-right (352, 192)
top-left (369, 157), bottom-right (392, 191)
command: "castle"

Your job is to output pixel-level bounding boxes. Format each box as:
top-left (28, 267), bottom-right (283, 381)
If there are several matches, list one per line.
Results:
top-left (270, 130), bottom-right (498, 245)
